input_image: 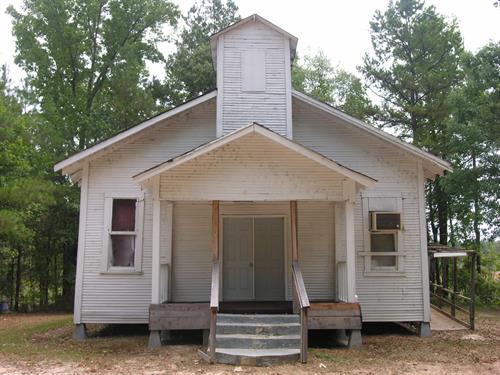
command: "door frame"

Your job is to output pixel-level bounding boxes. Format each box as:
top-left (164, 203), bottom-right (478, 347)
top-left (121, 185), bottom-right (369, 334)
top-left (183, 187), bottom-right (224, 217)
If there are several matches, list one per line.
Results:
top-left (220, 214), bottom-right (288, 301)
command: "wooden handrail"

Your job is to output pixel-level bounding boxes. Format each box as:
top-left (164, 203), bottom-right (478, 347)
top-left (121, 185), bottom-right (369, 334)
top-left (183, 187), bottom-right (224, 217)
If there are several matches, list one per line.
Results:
top-left (208, 260), bottom-right (219, 363)
top-left (292, 261), bottom-right (310, 309)
top-left (291, 261), bottom-right (309, 363)
top-left (210, 261), bottom-right (220, 310)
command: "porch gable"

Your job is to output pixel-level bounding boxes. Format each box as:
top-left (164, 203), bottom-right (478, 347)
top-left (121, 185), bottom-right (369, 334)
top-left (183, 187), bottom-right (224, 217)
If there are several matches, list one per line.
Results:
top-left (134, 123), bottom-right (376, 201)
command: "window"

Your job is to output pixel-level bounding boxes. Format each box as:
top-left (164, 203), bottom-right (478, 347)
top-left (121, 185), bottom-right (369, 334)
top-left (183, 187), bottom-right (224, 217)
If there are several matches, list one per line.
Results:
top-left (370, 232), bottom-right (397, 269)
top-left (111, 199), bottom-right (136, 267)
top-left (102, 195), bottom-right (144, 272)
top-left (361, 196), bottom-right (405, 275)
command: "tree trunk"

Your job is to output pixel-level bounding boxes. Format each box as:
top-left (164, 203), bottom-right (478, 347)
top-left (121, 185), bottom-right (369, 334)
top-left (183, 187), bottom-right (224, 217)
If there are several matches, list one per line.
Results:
top-left (427, 182), bottom-right (438, 243)
top-left (449, 216), bottom-right (456, 247)
top-left (9, 260), bottom-right (15, 308)
top-left (53, 251), bottom-right (58, 303)
top-left (472, 155), bottom-right (481, 272)
top-left (14, 248), bottom-right (22, 311)
top-left (62, 241), bottom-right (77, 311)
top-left (435, 177), bottom-right (448, 245)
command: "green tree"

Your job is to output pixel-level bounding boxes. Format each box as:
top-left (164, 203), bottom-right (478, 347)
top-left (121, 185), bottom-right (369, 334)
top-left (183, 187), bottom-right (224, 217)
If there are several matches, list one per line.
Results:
top-left (0, 67), bottom-right (54, 310)
top-left (445, 43), bottom-right (500, 249)
top-left (292, 51), bottom-right (376, 121)
top-left (5, 0), bottom-right (179, 311)
top-left (8, 0), bottom-right (179, 155)
top-left (361, 0), bottom-right (463, 244)
top-left (152, 0), bottom-right (240, 107)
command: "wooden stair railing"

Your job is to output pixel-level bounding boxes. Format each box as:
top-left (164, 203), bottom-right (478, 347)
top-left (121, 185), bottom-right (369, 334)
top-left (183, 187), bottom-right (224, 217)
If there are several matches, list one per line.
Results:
top-left (292, 261), bottom-right (310, 363)
top-left (209, 260), bottom-right (220, 363)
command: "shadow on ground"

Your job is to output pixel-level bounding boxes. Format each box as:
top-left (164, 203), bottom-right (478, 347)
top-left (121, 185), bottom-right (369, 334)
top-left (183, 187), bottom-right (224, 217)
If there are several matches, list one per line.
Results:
top-left (86, 321), bottom-right (416, 348)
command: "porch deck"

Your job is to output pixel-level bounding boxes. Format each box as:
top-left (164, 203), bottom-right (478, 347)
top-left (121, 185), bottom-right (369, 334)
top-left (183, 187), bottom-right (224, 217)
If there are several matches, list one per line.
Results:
top-left (149, 300), bottom-right (362, 331)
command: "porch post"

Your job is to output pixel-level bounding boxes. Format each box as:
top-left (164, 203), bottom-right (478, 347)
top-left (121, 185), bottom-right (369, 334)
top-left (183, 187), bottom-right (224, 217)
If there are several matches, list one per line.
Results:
top-left (151, 176), bottom-right (161, 304)
top-left (343, 180), bottom-right (357, 303)
top-left (290, 201), bottom-right (298, 262)
top-left (212, 201), bottom-right (220, 261)
top-left (149, 176), bottom-right (162, 348)
top-left (290, 200), bottom-right (299, 313)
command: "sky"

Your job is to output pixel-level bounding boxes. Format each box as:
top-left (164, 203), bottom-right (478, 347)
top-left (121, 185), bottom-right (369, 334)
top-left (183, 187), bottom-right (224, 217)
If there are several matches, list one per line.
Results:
top-left (0, 0), bottom-right (499, 85)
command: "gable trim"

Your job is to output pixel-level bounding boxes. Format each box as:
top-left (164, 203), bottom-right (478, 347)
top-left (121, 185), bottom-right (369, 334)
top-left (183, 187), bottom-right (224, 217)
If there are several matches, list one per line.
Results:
top-left (292, 90), bottom-right (452, 176)
top-left (133, 123), bottom-right (377, 188)
top-left (209, 14), bottom-right (298, 68)
top-left (54, 90), bottom-right (217, 174)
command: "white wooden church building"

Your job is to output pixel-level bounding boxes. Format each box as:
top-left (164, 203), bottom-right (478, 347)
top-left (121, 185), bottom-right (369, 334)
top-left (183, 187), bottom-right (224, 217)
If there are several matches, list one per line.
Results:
top-left (55, 14), bottom-right (451, 365)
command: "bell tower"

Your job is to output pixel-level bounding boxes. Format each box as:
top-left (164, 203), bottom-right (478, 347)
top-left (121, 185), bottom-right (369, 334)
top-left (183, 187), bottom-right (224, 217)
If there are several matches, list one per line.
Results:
top-left (210, 14), bottom-right (298, 138)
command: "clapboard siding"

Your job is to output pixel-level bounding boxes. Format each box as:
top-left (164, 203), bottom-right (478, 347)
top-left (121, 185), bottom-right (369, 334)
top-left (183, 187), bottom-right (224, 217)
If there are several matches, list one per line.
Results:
top-left (221, 21), bottom-right (288, 136)
top-left (171, 203), bottom-right (212, 302)
top-left (293, 97), bottom-right (425, 322)
top-left (80, 100), bottom-right (216, 324)
top-left (298, 202), bottom-right (335, 300)
top-left (159, 132), bottom-right (345, 201)
top-left (170, 202), bottom-right (335, 303)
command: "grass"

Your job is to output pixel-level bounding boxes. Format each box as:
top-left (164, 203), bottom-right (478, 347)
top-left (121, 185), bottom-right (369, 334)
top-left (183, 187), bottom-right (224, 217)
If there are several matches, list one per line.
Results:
top-left (0, 309), bottom-right (499, 374)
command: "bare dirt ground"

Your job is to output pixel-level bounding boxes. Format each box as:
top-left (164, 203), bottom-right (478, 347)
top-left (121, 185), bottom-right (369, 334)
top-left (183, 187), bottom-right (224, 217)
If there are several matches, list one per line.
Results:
top-left (0, 309), bottom-right (499, 374)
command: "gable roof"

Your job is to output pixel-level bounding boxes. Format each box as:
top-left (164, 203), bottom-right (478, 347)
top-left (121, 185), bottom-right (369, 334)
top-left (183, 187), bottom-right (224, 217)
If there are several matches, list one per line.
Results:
top-left (133, 122), bottom-right (377, 188)
top-left (54, 88), bottom-right (451, 181)
top-left (53, 90), bottom-right (217, 175)
top-left (209, 14), bottom-right (298, 67)
top-left (292, 90), bottom-right (452, 178)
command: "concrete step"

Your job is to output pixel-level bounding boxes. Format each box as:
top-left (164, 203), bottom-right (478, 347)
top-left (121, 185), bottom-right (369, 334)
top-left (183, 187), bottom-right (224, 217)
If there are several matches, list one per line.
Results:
top-left (216, 322), bottom-right (301, 335)
top-left (216, 333), bottom-right (300, 349)
top-left (216, 348), bottom-right (300, 366)
top-left (217, 313), bottom-right (299, 325)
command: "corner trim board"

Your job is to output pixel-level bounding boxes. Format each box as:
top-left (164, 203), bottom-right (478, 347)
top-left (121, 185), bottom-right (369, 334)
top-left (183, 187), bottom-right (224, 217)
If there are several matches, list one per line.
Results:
top-left (216, 35), bottom-right (224, 137)
top-left (417, 160), bottom-right (431, 322)
top-left (73, 162), bottom-right (89, 324)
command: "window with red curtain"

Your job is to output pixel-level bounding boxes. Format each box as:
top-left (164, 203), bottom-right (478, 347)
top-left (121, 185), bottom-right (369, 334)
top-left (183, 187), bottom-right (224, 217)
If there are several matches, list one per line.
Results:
top-left (110, 199), bottom-right (136, 267)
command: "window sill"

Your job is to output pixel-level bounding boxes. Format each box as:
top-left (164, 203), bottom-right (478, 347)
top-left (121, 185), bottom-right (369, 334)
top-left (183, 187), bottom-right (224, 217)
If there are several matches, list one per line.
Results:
top-left (100, 269), bottom-right (143, 275)
top-left (363, 271), bottom-right (406, 277)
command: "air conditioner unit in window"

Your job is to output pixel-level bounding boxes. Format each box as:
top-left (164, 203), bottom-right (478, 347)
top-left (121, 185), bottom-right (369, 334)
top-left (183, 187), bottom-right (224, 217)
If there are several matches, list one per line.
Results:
top-left (370, 212), bottom-right (402, 231)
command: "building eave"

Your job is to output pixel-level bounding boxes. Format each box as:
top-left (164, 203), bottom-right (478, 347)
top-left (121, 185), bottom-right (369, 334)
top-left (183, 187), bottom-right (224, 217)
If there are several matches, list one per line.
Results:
top-left (54, 90), bottom-right (217, 175)
top-left (292, 90), bottom-right (452, 177)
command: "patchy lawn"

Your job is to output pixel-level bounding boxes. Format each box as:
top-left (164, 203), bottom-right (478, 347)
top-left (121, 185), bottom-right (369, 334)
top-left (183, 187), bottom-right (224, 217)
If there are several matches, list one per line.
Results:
top-left (0, 309), bottom-right (499, 374)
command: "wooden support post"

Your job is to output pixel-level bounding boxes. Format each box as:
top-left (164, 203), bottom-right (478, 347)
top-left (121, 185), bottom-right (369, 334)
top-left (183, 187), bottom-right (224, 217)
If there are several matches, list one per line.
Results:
top-left (470, 253), bottom-right (476, 330)
top-left (290, 201), bottom-right (298, 262)
top-left (451, 257), bottom-right (457, 317)
top-left (209, 200), bottom-right (220, 363)
top-left (300, 309), bottom-right (308, 363)
top-left (345, 200), bottom-right (356, 303)
top-left (212, 201), bottom-right (220, 261)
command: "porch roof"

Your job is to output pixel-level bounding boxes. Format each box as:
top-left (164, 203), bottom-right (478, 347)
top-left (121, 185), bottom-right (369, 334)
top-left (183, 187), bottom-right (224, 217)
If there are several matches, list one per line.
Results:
top-left (133, 123), bottom-right (376, 200)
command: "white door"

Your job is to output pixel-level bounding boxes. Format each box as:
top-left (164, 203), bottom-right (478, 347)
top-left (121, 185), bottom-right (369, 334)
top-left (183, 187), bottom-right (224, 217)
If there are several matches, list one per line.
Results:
top-left (254, 217), bottom-right (285, 300)
top-left (223, 218), bottom-right (254, 300)
top-left (223, 217), bottom-right (285, 301)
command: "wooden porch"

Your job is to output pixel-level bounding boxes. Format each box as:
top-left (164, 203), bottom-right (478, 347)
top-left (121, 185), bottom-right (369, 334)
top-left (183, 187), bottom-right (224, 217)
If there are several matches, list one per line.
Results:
top-left (149, 300), bottom-right (362, 332)
top-left (148, 200), bottom-right (362, 365)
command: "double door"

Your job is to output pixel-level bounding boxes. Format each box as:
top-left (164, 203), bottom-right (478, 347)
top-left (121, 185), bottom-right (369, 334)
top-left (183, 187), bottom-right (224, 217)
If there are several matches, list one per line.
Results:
top-left (222, 217), bottom-right (285, 301)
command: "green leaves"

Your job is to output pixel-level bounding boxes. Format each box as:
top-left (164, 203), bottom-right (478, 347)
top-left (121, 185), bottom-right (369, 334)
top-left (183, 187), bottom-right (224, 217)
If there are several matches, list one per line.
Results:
top-left (153, 0), bottom-right (240, 107)
top-left (361, 0), bottom-right (463, 145)
top-left (8, 0), bottom-right (179, 156)
top-left (292, 51), bottom-right (377, 121)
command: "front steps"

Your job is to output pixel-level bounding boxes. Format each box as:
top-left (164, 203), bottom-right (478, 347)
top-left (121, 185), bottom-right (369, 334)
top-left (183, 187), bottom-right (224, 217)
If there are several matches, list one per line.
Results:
top-left (214, 314), bottom-right (301, 365)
